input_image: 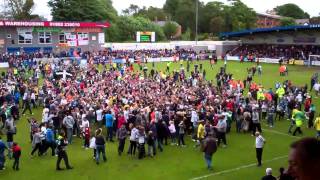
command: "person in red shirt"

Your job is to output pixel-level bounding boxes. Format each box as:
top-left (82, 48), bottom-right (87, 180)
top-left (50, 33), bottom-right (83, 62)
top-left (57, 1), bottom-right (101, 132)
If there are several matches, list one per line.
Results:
top-left (83, 127), bottom-right (90, 149)
top-left (12, 142), bottom-right (21, 171)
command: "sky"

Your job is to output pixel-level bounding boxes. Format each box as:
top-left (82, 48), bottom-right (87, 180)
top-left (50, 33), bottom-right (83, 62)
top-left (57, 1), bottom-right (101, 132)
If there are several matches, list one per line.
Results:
top-left (33, 0), bottom-right (320, 20)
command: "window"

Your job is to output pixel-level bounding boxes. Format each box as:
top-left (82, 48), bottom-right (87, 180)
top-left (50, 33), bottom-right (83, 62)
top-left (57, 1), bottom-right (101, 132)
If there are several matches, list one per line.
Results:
top-left (59, 33), bottom-right (67, 43)
top-left (7, 34), bottom-right (11, 38)
top-left (18, 31), bottom-right (32, 44)
top-left (39, 32), bottom-right (52, 44)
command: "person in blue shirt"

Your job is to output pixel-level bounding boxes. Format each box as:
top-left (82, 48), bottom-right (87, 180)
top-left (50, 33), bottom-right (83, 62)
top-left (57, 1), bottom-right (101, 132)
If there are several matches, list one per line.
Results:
top-left (0, 136), bottom-right (8, 170)
top-left (44, 126), bottom-right (56, 156)
top-left (105, 111), bottom-right (114, 142)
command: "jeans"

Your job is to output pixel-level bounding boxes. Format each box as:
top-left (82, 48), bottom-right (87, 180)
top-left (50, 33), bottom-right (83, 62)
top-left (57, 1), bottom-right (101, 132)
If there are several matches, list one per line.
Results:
top-left (170, 133), bottom-right (176, 143)
top-left (236, 121), bottom-right (242, 133)
top-left (204, 153), bottom-right (213, 169)
top-left (106, 127), bottom-right (113, 141)
top-left (66, 128), bottom-right (73, 144)
top-left (157, 138), bottom-right (163, 152)
top-left (7, 141), bottom-right (13, 158)
top-left (128, 141), bottom-right (137, 155)
top-left (267, 115), bottom-right (274, 127)
top-left (217, 132), bottom-right (227, 146)
top-left (96, 145), bottom-right (107, 163)
top-left (118, 139), bottom-right (125, 155)
top-left (148, 144), bottom-right (154, 156)
top-left (288, 119), bottom-right (295, 133)
top-left (0, 153), bottom-right (5, 170)
top-left (13, 157), bottom-right (19, 170)
top-left (178, 134), bottom-right (185, 146)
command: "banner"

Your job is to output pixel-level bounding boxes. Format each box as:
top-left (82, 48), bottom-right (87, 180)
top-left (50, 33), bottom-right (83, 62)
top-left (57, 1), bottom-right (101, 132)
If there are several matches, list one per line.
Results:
top-left (0, 21), bottom-right (110, 28)
top-left (0, 63), bottom-right (9, 68)
top-left (98, 33), bottom-right (105, 44)
top-left (33, 27), bottom-right (62, 33)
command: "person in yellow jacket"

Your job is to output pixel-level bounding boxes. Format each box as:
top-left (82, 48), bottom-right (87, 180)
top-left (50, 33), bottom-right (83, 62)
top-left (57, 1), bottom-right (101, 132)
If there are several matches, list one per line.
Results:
top-left (276, 86), bottom-right (285, 98)
top-left (314, 115), bottom-right (320, 139)
top-left (292, 110), bottom-right (306, 136)
top-left (257, 89), bottom-right (265, 101)
top-left (196, 120), bottom-right (205, 147)
top-left (289, 108), bottom-right (299, 133)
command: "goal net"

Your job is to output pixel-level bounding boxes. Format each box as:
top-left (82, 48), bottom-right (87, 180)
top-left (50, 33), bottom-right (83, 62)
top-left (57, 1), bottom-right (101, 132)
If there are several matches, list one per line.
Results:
top-left (308, 55), bottom-right (320, 66)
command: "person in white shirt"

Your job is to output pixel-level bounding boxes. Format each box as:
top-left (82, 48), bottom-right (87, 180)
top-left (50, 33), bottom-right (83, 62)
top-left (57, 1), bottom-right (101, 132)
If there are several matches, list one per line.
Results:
top-left (255, 132), bottom-right (266, 166)
top-left (96, 107), bottom-right (103, 127)
top-left (42, 108), bottom-right (50, 123)
top-left (128, 123), bottom-right (138, 156)
top-left (123, 108), bottom-right (129, 123)
top-left (191, 109), bottom-right (199, 140)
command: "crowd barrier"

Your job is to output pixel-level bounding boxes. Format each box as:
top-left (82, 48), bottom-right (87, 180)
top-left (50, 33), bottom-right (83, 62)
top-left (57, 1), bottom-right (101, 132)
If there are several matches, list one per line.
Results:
top-left (0, 62), bottom-right (9, 68)
top-left (226, 56), bottom-right (317, 66)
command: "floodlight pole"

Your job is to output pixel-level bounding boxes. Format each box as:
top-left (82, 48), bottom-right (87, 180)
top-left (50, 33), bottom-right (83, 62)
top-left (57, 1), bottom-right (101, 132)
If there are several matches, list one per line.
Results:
top-left (195, 0), bottom-right (198, 45)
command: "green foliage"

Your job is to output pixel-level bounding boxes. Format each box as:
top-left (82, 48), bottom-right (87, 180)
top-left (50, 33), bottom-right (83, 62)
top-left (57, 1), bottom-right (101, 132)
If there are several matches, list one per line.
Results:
top-left (135, 6), bottom-right (168, 21)
top-left (280, 17), bottom-right (297, 26)
top-left (227, 0), bottom-right (257, 31)
top-left (274, 3), bottom-right (310, 19)
top-left (3, 0), bottom-right (39, 20)
top-left (181, 27), bottom-right (191, 40)
top-left (116, 16), bottom-right (166, 42)
top-left (164, 0), bottom-right (256, 36)
top-left (162, 21), bottom-right (178, 40)
top-left (48, 0), bottom-right (117, 21)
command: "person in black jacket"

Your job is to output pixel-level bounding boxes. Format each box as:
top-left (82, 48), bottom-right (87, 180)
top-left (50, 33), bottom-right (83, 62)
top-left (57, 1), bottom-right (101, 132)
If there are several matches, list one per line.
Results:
top-left (95, 128), bottom-right (107, 164)
top-left (56, 131), bottom-right (73, 170)
top-left (156, 121), bottom-right (167, 152)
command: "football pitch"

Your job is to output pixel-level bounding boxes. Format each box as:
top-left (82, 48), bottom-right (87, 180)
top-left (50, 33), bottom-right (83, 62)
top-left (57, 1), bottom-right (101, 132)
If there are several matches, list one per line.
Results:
top-left (1, 60), bottom-right (320, 180)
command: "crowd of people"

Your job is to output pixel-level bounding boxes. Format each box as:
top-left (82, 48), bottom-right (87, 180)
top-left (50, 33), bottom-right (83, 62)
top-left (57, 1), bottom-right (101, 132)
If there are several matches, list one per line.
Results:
top-left (0, 51), bottom-right (319, 180)
top-left (230, 45), bottom-right (320, 61)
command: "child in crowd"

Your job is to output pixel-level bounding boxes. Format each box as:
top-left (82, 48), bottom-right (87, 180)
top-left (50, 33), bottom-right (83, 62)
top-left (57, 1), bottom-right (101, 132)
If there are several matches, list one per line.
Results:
top-left (147, 131), bottom-right (155, 157)
top-left (89, 135), bottom-right (96, 159)
top-left (137, 126), bottom-right (146, 159)
top-left (83, 127), bottom-right (90, 149)
top-left (178, 120), bottom-right (186, 147)
top-left (12, 142), bottom-right (21, 171)
top-left (168, 121), bottom-right (176, 145)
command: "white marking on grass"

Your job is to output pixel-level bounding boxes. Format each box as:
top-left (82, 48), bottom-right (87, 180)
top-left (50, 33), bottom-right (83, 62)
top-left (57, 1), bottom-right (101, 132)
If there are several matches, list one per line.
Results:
top-left (190, 155), bottom-right (288, 180)
top-left (263, 129), bottom-right (300, 139)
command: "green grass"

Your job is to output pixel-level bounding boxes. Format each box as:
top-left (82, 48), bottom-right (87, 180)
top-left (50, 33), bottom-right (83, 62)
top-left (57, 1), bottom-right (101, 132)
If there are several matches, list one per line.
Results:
top-left (1, 61), bottom-right (320, 180)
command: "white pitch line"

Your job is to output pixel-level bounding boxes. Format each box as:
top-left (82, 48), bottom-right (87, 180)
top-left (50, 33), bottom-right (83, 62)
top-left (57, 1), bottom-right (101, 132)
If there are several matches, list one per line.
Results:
top-left (190, 155), bottom-right (288, 180)
top-left (263, 129), bottom-right (300, 139)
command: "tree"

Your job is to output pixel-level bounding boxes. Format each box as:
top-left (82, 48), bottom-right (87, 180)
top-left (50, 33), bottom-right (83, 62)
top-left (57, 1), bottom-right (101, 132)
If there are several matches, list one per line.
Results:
top-left (116, 16), bottom-right (166, 42)
top-left (280, 17), bottom-right (297, 26)
top-left (163, 21), bottom-right (178, 39)
top-left (227, 0), bottom-right (257, 31)
top-left (274, 3), bottom-right (310, 19)
top-left (163, 0), bottom-right (180, 19)
top-left (181, 28), bottom-right (191, 40)
top-left (122, 4), bottom-right (139, 15)
top-left (200, 1), bottom-right (226, 34)
top-left (135, 6), bottom-right (168, 21)
top-left (1, 0), bottom-right (39, 20)
top-left (48, 0), bottom-right (117, 21)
